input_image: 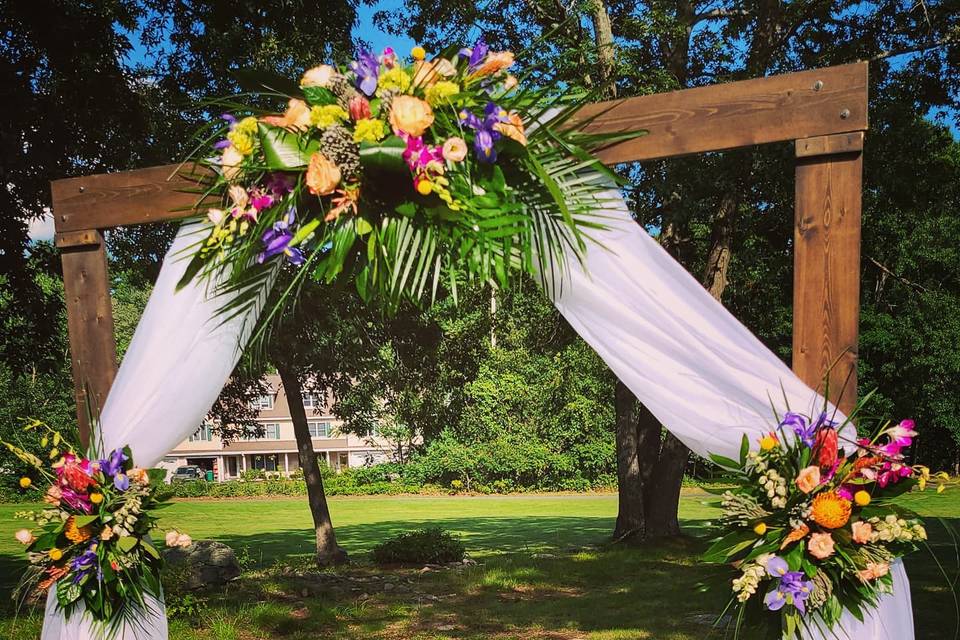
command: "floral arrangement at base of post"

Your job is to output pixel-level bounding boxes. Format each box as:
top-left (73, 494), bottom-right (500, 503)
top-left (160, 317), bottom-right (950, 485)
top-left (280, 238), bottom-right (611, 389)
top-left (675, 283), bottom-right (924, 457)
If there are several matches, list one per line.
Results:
top-left (3, 420), bottom-right (186, 637)
top-left (178, 40), bottom-right (640, 335)
top-left (703, 398), bottom-right (950, 638)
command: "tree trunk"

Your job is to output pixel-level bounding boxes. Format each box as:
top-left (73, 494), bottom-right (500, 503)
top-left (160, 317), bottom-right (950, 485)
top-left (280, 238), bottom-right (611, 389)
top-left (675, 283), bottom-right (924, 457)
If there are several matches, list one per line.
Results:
top-left (590, 0), bottom-right (617, 98)
top-left (277, 361), bottom-right (348, 567)
top-left (613, 380), bottom-right (645, 541)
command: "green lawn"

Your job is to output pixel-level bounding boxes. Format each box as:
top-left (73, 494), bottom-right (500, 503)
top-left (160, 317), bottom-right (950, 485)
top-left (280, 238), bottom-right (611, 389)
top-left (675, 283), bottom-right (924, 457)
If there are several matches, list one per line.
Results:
top-left (0, 490), bottom-right (956, 639)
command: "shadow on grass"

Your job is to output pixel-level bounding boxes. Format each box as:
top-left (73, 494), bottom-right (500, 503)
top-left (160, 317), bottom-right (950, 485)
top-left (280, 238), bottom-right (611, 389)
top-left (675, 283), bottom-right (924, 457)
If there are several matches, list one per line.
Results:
top-left (1, 515), bottom-right (957, 639)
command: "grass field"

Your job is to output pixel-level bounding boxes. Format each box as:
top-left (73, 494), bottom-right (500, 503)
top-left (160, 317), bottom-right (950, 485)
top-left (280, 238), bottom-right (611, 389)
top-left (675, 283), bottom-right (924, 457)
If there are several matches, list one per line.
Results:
top-left (0, 489), bottom-right (957, 639)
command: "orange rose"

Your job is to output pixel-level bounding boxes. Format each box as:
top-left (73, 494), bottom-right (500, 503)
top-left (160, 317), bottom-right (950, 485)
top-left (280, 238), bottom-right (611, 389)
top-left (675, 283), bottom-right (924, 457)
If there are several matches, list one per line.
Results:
top-left (807, 532), bottom-right (835, 559)
top-left (851, 520), bottom-right (873, 544)
top-left (305, 152), bottom-right (341, 196)
top-left (857, 561), bottom-right (889, 582)
top-left (795, 465), bottom-right (821, 494)
top-left (389, 95), bottom-right (434, 137)
top-left (471, 51), bottom-right (514, 77)
top-left (261, 98), bottom-right (312, 131)
top-left (494, 111), bottom-right (527, 146)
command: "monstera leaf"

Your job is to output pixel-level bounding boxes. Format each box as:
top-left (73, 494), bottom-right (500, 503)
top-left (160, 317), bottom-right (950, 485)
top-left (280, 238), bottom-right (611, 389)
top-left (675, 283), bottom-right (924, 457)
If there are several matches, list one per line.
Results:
top-left (258, 123), bottom-right (320, 169)
top-left (359, 136), bottom-right (407, 172)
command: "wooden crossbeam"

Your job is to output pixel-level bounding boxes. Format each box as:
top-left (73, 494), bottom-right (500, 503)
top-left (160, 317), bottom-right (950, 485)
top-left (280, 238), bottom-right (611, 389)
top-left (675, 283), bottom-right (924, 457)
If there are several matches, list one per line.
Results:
top-left (50, 62), bottom-right (869, 438)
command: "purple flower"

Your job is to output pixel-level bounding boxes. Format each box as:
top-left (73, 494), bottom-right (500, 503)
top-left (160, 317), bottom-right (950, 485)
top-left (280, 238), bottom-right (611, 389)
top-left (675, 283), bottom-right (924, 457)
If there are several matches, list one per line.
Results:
top-left (60, 487), bottom-right (93, 514)
top-left (71, 545), bottom-right (101, 584)
top-left (114, 473), bottom-right (130, 492)
top-left (351, 49), bottom-right (379, 96)
top-left (781, 412), bottom-right (815, 448)
top-left (98, 449), bottom-right (127, 478)
top-left (248, 189), bottom-right (274, 212)
top-left (459, 102), bottom-right (509, 163)
top-left (779, 572), bottom-right (814, 614)
top-left (264, 173), bottom-right (294, 196)
top-left (257, 210), bottom-right (305, 266)
top-left (459, 37), bottom-right (489, 72)
top-left (221, 113), bottom-right (237, 126)
top-left (764, 588), bottom-right (787, 611)
top-left (765, 556), bottom-right (789, 578)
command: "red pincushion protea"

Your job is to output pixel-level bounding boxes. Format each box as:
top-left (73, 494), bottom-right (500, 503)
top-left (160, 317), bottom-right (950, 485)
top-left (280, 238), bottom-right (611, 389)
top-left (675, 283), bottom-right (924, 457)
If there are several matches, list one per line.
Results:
top-left (815, 428), bottom-right (839, 468)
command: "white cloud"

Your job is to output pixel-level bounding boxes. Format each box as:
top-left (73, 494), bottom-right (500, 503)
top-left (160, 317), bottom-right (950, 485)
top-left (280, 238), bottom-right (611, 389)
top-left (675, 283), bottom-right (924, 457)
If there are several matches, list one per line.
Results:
top-left (28, 210), bottom-right (55, 243)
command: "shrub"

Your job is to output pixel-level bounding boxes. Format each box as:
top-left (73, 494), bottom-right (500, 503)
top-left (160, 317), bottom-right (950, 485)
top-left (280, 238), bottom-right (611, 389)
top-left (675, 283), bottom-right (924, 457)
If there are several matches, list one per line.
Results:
top-left (371, 527), bottom-right (466, 566)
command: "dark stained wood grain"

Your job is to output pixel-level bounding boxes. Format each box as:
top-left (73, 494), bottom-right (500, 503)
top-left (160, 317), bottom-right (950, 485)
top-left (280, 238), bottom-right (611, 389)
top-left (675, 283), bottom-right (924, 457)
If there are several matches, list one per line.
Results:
top-left (52, 163), bottom-right (216, 234)
top-left (59, 231), bottom-right (118, 444)
top-left (793, 147), bottom-right (863, 415)
top-left (575, 62), bottom-right (868, 164)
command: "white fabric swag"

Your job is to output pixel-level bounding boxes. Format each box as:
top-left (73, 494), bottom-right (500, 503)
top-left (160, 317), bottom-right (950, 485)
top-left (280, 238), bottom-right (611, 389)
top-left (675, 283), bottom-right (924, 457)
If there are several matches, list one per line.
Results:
top-left (43, 192), bottom-right (913, 639)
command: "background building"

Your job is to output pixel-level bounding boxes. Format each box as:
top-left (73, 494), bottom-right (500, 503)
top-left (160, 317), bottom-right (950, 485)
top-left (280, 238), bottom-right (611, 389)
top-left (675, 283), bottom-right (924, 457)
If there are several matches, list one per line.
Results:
top-left (156, 374), bottom-right (393, 481)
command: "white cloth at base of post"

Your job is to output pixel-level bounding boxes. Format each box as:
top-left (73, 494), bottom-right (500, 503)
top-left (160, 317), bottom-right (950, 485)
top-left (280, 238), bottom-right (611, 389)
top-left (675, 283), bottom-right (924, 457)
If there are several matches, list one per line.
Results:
top-left (547, 188), bottom-right (914, 639)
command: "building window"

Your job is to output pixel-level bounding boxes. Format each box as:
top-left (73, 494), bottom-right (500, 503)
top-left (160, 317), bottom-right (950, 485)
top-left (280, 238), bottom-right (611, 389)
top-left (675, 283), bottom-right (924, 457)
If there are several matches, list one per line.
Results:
top-left (308, 421), bottom-right (330, 438)
top-left (263, 423), bottom-right (281, 439)
top-left (189, 424), bottom-right (213, 442)
top-left (302, 392), bottom-right (320, 409)
top-left (252, 454), bottom-right (278, 472)
top-left (253, 394), bottom-right (274, 410)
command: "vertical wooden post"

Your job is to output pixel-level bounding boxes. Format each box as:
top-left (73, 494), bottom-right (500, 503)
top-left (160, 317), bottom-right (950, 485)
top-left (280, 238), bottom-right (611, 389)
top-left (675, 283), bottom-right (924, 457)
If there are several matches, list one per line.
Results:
top-left (793, 132), bottom-right (864, 415)
top-left (55, 230), bottom-right (118, 445)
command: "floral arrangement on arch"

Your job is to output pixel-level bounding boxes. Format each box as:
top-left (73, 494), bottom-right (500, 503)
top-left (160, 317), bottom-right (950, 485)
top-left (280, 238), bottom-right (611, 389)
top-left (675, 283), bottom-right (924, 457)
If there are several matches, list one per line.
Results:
top-left (179, 39), bottom-right (638, 331)
top-left (3, 420), bottom-right (189, 637)
top-left (703, 399), bottom-right (950, 638)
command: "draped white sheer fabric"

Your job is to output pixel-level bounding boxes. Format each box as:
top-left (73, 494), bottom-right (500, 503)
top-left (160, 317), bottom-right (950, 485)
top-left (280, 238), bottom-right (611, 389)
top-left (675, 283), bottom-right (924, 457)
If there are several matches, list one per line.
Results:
top-left (42, 221), bottom-right (264, 640)
top-left (41, 191), bottom-right (914, 639)
top-left (547, 189), bottom-right (914, 639)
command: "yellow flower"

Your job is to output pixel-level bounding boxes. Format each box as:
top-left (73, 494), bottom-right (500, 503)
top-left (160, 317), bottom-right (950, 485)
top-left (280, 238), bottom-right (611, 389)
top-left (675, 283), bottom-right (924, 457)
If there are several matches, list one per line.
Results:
top-left (753, 522), bottom-right (767, 536)
top-left (49, 548), bottom-right (63, 561)
top-left (89, 492), bottom-right (104, 505)
top-left (759, 432), bottom-right (778, 451)
top-left (853, 490), bottom-right (871, 506)
top-left (227, 130), bottom-right (254, 156)
top-left (300, 64), bottom-right (336, 88)
top-left (235, 116), bottom-right (258, 135)
top-left (377, 66), bottom-right (412, 95)
top-left (416, 178), bottom-right (433, 195)
top-left (411, 46), bottom-right (426, 60)
top-left (65, 517), bottom-right (93, 544)
top-left (494, 111), bottom-right (527, 146)
top-left (811, 491), bottom-right (852, 529)
top-left (425, 81), bottom-right (460, 106)
top-left (19, 477), bottom-right (31, 489)
top-left (389, 95), bottom-right (434, 137)
top-left (353, 118), bottom-right (387, 143)
top-left (305, 152), bottom-right (341, 196)
top-left (310, 104), bottom-right (349, 129)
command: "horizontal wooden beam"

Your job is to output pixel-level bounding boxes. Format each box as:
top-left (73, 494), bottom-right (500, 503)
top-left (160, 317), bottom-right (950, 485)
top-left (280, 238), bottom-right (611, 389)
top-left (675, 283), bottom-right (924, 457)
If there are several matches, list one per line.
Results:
top-left (576, 62), bottom-right (868, 164)
top-left (52, 163), bottom-right (215, 234)
top-left (795, 131), bottom-right (864, 158)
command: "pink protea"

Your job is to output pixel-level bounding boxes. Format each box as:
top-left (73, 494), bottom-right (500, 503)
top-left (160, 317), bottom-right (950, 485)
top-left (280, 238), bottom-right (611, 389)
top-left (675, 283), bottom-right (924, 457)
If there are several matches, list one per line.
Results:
top-left (349, 95), bottom-right (371, 121)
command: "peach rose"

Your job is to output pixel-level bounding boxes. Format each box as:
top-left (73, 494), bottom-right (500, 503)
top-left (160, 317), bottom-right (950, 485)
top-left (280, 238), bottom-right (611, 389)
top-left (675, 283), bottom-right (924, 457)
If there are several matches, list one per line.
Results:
top-left (503, 75), bottom-right (518, 91)
top-left (857, 561), bottom-right (890, 582)
top-left (471, 51), bottom-right (515, 77)
top-left (305, 152), bottom-right (341, 196)
top-left (44, 485), bottom-right (62, 506)
top-left (221, 146), bottom-right (244, 183)
top-left (851, 520), bottom-right (873, 544)
top-left (495, 111), bottom-right (527, 146)
top-left (176, 533), bottom-right (193, 548)
top-left (165, 530), bottom-right (181, 548)
top-left (261, 98), bottom-right (312, 131)
top-left (15, 529), bottom-right (34, 545)
top-left (389, 95), bottom-right (434, 137)
top-left (442, 137), bottom-right (468, 162)
top-left (129, 468), bottom-right (149, 485)
top-left (301, 64), bottom-right (336, 88)
top-left (413, 57), bottom-right (456, 87)
top-left (807, 532), bottom-right (835, 559)
top-left (795, 465), bottom-right (821, 493)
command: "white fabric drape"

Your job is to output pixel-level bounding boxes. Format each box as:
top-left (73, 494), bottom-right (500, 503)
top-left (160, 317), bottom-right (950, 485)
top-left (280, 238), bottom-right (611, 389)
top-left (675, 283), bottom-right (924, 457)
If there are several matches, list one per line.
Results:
top-left (41, 189), bottom-right (914, 639)
top-left (547, 189), bottom-right (913, 639)
top-left (42, 221), bottom-right (264, 640)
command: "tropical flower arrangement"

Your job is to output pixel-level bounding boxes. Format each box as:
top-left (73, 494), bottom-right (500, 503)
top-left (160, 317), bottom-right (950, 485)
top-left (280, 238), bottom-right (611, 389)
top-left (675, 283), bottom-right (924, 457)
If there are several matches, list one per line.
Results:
top-left (703, 402), bottom-right (949, 638)
top-left (3, 420), bottom-right (183, 636)
top-left (179, 39), bottom-right (637, 332)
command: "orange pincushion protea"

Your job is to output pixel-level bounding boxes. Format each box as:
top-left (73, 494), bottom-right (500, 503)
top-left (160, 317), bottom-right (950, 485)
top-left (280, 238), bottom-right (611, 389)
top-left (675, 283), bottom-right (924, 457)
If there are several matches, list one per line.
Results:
top-left (811, 491), bottom-right (852, 529)
top-left (65, 516), bottom-right (93, 544)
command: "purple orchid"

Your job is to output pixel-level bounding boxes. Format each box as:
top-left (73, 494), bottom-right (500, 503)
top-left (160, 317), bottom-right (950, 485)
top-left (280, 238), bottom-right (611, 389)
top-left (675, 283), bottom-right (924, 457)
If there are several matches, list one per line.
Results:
top-left (114, 473), bottom-right (130, 491)
top-left (257, 210), bottom-right (305, 265)
top-left (459, 102), bottom-right (509, 163)
top-left (402, 135), bottom-right (444, 173)
top-left (60, 487), bottom-right (93, 514)
top-left (264, 173), bottom-right (294, 196)
top-left (248, 188), bottom-right (274, 212)
top-left (459, 37), bottom-right (489, 73)
top-left (780, 412), bottom-right (816, 448)
top-left (351, 49), bottom-right (379, 96)
top-left (98, 449), bottom-right (127, 478)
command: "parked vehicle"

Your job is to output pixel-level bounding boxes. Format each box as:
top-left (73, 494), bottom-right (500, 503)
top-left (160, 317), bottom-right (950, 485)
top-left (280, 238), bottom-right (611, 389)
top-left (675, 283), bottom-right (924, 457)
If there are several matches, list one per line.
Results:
top-left (170, 465), bottom-right (205, 483)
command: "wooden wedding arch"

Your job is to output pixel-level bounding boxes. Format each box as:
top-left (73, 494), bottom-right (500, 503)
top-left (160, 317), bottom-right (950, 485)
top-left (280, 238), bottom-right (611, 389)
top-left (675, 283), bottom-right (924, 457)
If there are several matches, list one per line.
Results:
top-left (50, 62), bottom-right (869, 444)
